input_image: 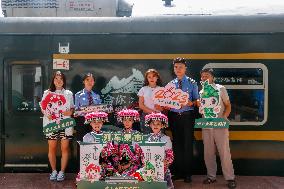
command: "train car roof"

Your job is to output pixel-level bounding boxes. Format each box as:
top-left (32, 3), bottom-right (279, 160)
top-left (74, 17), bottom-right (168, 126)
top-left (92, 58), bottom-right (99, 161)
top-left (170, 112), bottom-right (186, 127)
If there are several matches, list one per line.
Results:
top-left (0, 16), bottom-right (284, 34)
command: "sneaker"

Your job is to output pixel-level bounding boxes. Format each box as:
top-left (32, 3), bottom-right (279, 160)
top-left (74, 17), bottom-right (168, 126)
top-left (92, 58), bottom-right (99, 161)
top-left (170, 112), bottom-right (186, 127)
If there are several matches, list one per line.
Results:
top-left (203, 177), bottom-right (217, 184)
top-left (57, 171), bottom-right (65, 182)
top-left (49, 170), bottom-right (57, 181)
top-left (227, 180), bottom-right (237, 189)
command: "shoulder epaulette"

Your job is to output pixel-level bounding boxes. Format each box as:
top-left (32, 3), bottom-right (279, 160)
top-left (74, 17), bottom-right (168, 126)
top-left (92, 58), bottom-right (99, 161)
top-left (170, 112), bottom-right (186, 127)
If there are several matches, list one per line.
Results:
top-left (75, 90), bottom-right (83, 95)
top-left (187, 77), bottom-right (196, 84)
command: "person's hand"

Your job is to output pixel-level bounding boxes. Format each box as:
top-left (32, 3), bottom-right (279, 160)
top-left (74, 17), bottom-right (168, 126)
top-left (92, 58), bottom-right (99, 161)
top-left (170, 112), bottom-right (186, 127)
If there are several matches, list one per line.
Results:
top-left (164, 159), bottom-right (169, 167)
top-left (222, 113), bottom-right (229, 119)
top-left (154, 104), bottom-right (163, 111)
top-left (118, 165), bottom-right (122, 172)
top-left (47, 115), bottom-right (52, 120)
top-left (187, 100), bottom-right (193, 107)
top-left (63, 110), bottom-right (73, 116)
top-left (180, 100), bottom-right (193, 109)
top-left (196, 99), bottom-right (201, 107)
top-left (163, 106), bottom-right (171, 110)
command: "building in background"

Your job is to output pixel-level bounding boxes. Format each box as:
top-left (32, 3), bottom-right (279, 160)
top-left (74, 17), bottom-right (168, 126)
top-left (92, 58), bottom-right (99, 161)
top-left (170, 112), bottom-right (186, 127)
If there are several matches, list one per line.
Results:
top-left (1, 0), bottom-right (133, 17)
top-left (1, 0), bottom-right (284, 17)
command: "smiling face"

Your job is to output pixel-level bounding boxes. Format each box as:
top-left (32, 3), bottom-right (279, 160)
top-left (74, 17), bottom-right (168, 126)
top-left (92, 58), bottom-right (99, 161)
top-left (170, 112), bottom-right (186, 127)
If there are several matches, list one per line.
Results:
top-left (173, 63), bottom-right (186, 79)
top-left (83, 76), bottom-right (95, 91)
top-left (150, 120), bottom-right (163, 134)
top-left (147, 72), bottom-right (158, 87)
top-left (201, 72), bottom-right (214, 84)
top-left (122, 117), bottom-right (134, 130)
top-left (54, 75), bottom-right (64, 90)
top-left (90, 120), bottom-right (103, 132)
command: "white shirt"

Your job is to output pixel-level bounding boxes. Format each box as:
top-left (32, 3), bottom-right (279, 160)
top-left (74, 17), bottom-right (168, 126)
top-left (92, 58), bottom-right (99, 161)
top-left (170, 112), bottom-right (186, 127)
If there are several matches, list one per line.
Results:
top-left (138, 86), bottom-right (159, 112)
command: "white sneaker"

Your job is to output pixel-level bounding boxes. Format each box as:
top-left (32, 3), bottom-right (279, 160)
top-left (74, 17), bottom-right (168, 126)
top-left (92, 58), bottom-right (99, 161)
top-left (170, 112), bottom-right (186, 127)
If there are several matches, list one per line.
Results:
top-left (49, 170), bottom-right (57, 181)
top-left (57, 171), bottom-right (65, 181)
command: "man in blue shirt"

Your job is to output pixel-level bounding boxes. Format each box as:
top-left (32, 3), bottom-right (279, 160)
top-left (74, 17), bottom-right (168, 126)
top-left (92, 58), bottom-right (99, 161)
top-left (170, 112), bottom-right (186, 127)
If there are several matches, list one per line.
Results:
top-left (75, 88), bottom-right (102, 110)
top-left (74, 73), bottom-right (102, 141)
top-left (168, 57), bottom-right (199, 183)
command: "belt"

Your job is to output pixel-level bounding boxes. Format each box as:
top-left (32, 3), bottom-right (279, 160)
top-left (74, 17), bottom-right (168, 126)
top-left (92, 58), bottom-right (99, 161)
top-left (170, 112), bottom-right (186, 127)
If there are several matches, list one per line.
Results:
top-left (170, 110), bottom-right (193, 116)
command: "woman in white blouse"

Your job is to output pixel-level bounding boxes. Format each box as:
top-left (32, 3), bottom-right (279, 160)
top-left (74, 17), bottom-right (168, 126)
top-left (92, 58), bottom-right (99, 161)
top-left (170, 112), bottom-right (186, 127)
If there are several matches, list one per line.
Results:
top-left (138, 69), bottom-right (163, 134)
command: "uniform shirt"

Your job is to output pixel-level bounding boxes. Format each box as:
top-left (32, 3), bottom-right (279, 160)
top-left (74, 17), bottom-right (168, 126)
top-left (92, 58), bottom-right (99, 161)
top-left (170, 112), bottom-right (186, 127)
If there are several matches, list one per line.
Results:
top-left (74, 88), bottom-right (102, 110)
top-left (170, 75), bottom-right (199, 113)
top-left (83, 130), bottom-right (103, 143)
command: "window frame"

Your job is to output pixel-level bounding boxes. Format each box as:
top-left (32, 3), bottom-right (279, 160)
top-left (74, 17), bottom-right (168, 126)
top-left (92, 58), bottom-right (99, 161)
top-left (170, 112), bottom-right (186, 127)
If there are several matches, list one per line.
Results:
top-left (203, 63), bottom-right (268, 126)
top-left (8, 61), bottom-right (44, 114)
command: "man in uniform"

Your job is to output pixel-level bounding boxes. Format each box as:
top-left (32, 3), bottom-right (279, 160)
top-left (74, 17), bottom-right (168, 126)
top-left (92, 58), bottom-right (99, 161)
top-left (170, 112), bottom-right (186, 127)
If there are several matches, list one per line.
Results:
top-left (168, 57), bottom-right (199, 183)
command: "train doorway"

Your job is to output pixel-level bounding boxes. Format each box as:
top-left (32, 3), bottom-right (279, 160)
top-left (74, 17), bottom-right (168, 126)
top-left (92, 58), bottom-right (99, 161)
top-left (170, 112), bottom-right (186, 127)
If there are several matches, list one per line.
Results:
top-left (3, 60), bottom-right (48, 171)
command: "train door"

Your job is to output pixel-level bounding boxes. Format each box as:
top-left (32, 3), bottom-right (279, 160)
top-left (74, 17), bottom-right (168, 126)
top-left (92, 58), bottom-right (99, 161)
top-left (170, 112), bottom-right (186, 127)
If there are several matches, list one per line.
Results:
top-left (0, 60), bottom-right (3, 171)
top-left (3, 60), bottom-right (48, 170)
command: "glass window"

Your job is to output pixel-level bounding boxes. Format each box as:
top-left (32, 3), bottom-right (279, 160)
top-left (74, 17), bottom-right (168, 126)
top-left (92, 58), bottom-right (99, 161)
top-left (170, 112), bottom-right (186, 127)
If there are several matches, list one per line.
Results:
top-left (214, 68), bottom-right (263, 85)
top-left (11, 65), bottom-right (43, 112)
top-left (228, 89), bottom-right (264, 122)
top-left (203, 63), bottom-right (268, 125)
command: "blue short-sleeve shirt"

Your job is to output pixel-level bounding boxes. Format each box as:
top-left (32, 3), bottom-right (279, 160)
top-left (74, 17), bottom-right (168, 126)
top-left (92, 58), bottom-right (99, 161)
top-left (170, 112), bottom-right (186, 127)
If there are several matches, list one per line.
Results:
top-left (75, 88), bottom-right (102, 110)
top-left (170, 75), bottom-right (199, 113)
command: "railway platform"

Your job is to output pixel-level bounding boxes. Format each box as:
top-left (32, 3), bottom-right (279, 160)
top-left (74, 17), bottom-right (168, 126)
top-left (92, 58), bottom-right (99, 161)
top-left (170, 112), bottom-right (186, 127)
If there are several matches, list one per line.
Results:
top-left (0, 173), bottom-right (283, 189)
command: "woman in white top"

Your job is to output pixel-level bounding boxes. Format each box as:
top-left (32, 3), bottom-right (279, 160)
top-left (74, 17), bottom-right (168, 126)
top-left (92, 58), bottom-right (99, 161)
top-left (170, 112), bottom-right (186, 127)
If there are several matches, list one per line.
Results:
top-left (40, 71), bottom-right (74, 182)
top-left (138, 69), bottom-right (163, 134)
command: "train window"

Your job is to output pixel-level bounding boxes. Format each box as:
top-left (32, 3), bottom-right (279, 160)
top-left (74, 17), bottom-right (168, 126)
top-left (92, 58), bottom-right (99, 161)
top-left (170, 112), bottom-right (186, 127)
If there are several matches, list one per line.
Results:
top-left (214, 68), bottom-right (263, 86)
top-left (203, 63), bottom-right (268, 126)
top-left (11, 65), bottom-right (43, 112)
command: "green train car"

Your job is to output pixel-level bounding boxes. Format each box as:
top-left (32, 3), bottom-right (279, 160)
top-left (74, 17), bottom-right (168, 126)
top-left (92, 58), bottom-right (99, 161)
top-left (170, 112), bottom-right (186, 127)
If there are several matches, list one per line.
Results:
top-left (0, 16), bottom-right (283, 176)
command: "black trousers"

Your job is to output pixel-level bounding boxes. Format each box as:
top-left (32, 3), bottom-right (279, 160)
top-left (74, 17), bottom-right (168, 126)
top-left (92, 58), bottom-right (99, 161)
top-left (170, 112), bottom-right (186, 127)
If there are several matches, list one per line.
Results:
top-left (168, 110), bottom-right (195, 177)
top-left (75, 116), bottom-right (92, 141)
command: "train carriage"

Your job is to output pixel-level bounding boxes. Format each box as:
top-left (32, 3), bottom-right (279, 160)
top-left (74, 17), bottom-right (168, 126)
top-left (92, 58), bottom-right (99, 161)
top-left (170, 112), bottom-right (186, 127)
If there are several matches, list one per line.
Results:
top-left (0, 16), bottom-right (283, 175)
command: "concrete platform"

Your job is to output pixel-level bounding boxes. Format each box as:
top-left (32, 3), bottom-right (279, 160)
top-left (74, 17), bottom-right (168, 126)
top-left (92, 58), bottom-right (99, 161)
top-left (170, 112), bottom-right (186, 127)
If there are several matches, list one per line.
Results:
top-left (0, 174), bottom-right (283, 189)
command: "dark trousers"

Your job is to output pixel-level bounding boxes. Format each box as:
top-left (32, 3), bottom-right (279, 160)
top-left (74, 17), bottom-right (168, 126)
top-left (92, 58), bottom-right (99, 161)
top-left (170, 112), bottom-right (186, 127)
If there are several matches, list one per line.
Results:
top-left (75, 116), bottom-right (91, 141)
top-left (168, 110), bottom-right (195, 177)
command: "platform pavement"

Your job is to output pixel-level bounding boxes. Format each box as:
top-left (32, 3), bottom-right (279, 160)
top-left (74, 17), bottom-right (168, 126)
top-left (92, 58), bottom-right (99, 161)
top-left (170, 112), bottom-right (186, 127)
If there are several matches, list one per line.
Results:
top-left (0, 174), bottom-right (283, 189)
